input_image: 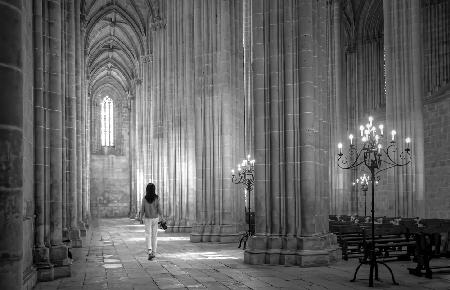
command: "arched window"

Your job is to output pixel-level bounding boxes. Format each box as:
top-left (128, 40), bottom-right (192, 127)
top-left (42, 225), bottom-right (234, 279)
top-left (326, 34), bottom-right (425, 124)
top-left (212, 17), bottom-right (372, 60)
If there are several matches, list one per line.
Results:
top-left (101, 96), bottom-right (114, 146)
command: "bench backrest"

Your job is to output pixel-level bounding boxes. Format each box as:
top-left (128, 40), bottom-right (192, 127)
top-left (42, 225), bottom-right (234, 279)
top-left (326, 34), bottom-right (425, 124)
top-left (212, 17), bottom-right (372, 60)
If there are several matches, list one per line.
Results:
top-left (364, 224), bottom-right (408, 236)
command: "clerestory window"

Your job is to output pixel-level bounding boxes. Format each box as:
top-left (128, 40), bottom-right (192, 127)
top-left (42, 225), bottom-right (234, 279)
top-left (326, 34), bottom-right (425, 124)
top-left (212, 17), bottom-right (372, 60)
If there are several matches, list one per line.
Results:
top-left (101, 96), bottom-right (114, 146)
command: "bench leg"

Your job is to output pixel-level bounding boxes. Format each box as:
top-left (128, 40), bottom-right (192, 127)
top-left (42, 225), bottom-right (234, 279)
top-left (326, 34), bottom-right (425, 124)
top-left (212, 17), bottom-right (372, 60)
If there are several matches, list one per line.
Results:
top-left (374, 261), bottom-right (379, 281)
top-left (350, 262), bottom-right (364, 282)
top-left (378, 261), bottom-right (399, 285)
top-left (369, 262), bottom-right (375, 287)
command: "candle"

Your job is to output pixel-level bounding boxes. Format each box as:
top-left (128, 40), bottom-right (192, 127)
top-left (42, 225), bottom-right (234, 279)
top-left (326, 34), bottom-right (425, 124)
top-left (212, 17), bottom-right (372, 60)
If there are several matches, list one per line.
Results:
top-left (375, 135), bottom-right (379, 143)
top-left (349, 134), bottom-right (354, 144)
top-left (405, 137), bottom-right (411, 148)
top-left (360, 125), bottom-right (364, 136)
top-left (247, 154), bottom-right (251, 160)
top-left (377, 143), bottom-right (382, 153)
top-left (362, 136), bottom-right (367, 142)
top-left (231, 169), bottom-right (235, 175)
top-left (338, 143), bottom-right (342, 154)
top-left (368, 116), bottom-right (373, 126)
top-left (379, 124), bottom-right (384, 135)
top-left (391, 130), bottom-right (396, 141)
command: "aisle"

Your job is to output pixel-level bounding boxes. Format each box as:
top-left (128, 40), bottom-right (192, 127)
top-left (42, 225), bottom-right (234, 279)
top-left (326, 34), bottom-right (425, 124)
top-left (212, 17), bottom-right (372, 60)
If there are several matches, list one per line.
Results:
top-left (35, 218), bottom-right (450, 290)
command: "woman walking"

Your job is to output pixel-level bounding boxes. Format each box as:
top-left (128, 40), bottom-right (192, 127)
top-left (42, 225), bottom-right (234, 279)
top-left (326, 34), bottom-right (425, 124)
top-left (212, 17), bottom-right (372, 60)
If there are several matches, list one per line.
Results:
top-left (140, 183), bottom-right (162, 260)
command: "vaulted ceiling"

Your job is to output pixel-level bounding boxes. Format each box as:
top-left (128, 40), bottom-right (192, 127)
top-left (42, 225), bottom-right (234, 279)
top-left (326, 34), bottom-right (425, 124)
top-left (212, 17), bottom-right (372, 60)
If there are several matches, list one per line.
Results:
top-left (83, 0), bottom-right (160, 100)
top-left (342, 0), bottom-right (383, 47)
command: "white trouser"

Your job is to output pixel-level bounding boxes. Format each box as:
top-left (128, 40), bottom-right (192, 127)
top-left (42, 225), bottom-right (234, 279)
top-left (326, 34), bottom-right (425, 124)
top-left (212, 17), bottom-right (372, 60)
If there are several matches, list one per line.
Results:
top-left (144, 217), bottom-right (159, 253)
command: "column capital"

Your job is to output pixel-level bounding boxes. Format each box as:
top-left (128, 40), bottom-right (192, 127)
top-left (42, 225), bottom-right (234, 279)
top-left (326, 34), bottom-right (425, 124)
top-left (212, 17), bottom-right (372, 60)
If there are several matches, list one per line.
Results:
top-left (150, 15), bottom-right (166, 31)
top-left (140, 54), bottom-right (153, 63)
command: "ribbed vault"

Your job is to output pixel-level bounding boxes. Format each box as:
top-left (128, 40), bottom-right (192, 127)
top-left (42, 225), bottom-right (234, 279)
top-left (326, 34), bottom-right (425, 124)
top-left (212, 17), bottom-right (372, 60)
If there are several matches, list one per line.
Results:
top-left (84, 0), bottom-right (148, 99)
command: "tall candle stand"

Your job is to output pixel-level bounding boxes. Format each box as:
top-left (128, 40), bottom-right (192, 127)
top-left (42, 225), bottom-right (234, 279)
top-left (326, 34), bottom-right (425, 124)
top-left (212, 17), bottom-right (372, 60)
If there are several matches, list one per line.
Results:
top-left (337, 116), bottom-right (411, 287)
top-left (231, 155), bottom-right (255, 250)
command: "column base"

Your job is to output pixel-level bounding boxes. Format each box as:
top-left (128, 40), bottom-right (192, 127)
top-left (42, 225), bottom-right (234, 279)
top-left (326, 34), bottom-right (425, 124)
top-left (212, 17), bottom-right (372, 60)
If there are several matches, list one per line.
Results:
top-left (35, 263), bottom-right (54, 282)
top-left (49, 245), bottom-right (71, 278)
top-left (166, 219), bottom-right (192, 233)
top-left (53, 265), bottom-right (71, 279)
top-left (62, 228), bottom-right (69, 240)
top-left (78, 222), bottom-right (87, 237)
top-left (190, 224), bottom-right (245, 243)
top-left (166, 225), bottom-right (192, 233)
top-left (33, 246), bottom-right (54, 282)
top-left (69, 228), bottom-right (82, 248)
top-left (244, 233), bottom-right (341, 266)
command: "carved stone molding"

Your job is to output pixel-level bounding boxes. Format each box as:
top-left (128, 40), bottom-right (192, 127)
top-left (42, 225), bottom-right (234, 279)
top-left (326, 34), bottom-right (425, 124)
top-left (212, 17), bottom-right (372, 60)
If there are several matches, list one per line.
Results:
top-left (305, 127), bottom-right (319, 135)
top-left (150, 16), bottom-right (166, 31)
top-left (140, 54), bottom-right (153, 63)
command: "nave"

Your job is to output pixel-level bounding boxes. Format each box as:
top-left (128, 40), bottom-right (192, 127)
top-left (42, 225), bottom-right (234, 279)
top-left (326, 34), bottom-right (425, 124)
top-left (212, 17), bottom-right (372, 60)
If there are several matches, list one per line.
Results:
top-left (34, 218), bottom-right (450, 290)
top-left (1, 0), bottom-right (450, 289)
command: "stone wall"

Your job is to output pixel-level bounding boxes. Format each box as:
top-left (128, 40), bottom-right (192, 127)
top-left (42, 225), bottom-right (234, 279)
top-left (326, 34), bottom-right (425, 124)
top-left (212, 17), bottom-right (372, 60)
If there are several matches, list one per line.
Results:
top-left (89, 93), bottom-right (130, 218)
top-left (423, 90), bottom-right (450, 218)
top-left (90, 155), bottom-right (130, 217)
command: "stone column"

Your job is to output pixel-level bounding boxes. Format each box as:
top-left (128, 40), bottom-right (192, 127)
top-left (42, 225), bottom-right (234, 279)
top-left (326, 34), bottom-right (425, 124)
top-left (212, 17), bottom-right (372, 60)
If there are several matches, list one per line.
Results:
top-left (244, 0), bottom-right (339, 266)
top-left (0, 1), bottom-right (24, 288)
top-left (60, 0), bottom-right (68, 239)
top-left (134, 78), bottom-right (144, 216)
top-left (383, 0), bottom-right (425, 218)
top-left (330, 0), bottom-right (351, 215)
top-left (78, 1), bottom-right (88, 232)
top-left (47, 0), bottom-right (70, 277)
top-left (410, 0), bottom-right (425, 218)
top-left (129, 95), bottom-right (137, 218)
top-left (190, 0), bottom-right (245, 243)
top-left (74, 0), bottom-right (85, 236)
top-left (85, 87), bottom-right (92, 221)
top-left (32, 0), bottom-right (54, 281)
top-left (65, 0), bottom-right (81, 248)
top-left (149, 12), bottom-right (169, 222)
top-left (243, 0), bottom-right (253, 157)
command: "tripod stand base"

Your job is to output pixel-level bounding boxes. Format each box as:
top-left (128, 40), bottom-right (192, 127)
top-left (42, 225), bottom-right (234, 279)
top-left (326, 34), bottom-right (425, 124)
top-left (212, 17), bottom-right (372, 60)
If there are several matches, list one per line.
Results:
top-left (238, 231), bottom-right (252, 250)
top-left (351, 259), bottom-right (399, 287)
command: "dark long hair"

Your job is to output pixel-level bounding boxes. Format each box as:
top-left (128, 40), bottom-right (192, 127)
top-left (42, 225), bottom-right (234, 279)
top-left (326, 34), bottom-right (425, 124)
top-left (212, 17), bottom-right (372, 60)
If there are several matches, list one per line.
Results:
top-left (145, 183), bottom-right (158, 203)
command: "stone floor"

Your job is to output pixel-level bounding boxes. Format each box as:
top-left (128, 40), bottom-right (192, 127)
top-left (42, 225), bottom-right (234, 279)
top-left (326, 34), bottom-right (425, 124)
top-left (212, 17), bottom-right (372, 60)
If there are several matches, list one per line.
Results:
top-left (35, 218), bottom-right (450, 290)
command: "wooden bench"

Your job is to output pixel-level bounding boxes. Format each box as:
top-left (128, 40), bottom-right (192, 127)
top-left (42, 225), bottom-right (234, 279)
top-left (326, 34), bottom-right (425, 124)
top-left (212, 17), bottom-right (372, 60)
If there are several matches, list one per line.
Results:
top-left (361, 224), bottom-right (415, 262)
top-left (408, 221), bottom-right (450, 278)
top-left (332, 224), bottom-right (365, 260)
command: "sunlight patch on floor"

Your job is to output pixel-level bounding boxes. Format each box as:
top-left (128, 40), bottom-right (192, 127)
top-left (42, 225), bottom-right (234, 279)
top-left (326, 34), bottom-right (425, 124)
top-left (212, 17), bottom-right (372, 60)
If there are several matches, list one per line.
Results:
top-left (162, 251), bottom-right (239, 260)
top-left (125, 237), bottom-right (145, 242)
top-left (102, 264), bottom-right (123, 269)
top-left (157, 236), bottom-right (190, 241)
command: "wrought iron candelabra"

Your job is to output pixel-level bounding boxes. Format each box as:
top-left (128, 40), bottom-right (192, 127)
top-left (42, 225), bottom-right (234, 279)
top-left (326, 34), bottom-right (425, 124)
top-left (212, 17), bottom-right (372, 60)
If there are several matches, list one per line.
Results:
top-left (231, 155), bottom-right (255, 249)
top-left (337, 116), bottom-right (411, 287)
